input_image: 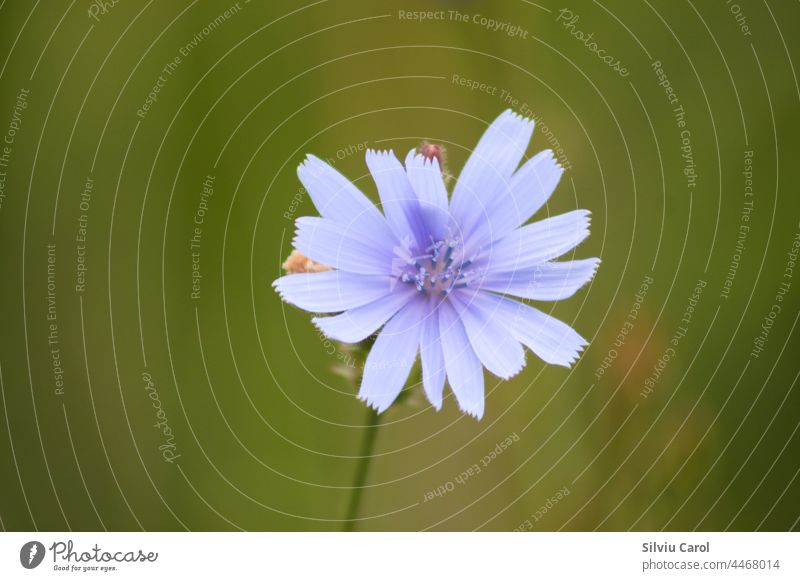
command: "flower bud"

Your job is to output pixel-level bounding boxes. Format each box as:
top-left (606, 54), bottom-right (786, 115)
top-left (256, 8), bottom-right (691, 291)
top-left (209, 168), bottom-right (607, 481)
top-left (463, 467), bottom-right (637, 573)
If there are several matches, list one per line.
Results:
top-left (418, 142), bottom-right (451, 184)
top-left (282, 250), bottom-right (330, 274)
top-left (419, 142), bottom-right (446, 166)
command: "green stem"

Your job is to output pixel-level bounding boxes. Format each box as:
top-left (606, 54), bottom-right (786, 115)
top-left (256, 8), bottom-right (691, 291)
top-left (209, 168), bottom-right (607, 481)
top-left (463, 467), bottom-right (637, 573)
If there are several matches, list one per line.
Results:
top-left (343, 406), bottom-right (381, 531)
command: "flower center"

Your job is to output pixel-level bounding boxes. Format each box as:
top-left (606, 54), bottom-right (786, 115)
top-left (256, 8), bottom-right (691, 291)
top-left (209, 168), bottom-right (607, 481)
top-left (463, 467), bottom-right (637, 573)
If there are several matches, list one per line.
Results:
top-left (398, 237), bottom-right (478, 295)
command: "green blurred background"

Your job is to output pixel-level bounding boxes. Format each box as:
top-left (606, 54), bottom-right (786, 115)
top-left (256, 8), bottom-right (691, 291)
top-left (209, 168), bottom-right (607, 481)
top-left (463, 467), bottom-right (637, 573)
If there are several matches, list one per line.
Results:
top-left (0, 0), bottom-right (798, 531)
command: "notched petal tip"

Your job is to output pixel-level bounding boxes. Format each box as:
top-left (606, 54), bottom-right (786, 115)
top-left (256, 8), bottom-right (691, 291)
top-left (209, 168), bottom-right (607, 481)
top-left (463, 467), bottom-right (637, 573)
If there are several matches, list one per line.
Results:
top-left (550, 334), bottom-right (590, 368)
top-left (358, 393), bottom-right (389, 414)
top-left (297, 153), bottom-right (317, 172)
top-left (537, 147), bottom-right (554, 156)
top-left (310, 315), bottom-right (331, 335)
top-left (272, 281), bottom-right (291, 304)
top-left (498, 354), bottom-right (527, 381)
top-left (460, 405), bottom-right (484, 420)
top-left (502, 107), bottom-right (529, 121)
top-left (574, 257), bottom-right (602, 294)
top-left (366, 148), bottom-right (394, 160)
top-left (535, 148), bottom-right (562, 167)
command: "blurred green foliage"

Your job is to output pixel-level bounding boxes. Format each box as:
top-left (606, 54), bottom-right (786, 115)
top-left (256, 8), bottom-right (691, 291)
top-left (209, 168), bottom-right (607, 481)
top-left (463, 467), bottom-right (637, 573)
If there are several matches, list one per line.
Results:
top-left (0, 0), bottom-right (797, 531)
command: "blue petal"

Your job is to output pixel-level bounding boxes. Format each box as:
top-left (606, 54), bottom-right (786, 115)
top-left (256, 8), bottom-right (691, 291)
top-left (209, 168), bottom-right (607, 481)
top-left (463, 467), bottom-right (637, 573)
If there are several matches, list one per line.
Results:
top-left (293, 217), bottom-right (394, 275)
top-left (470, 292), bottom-right (588, 367)
top-left (404, 149), bottom-right (450, 240)
top-left (450, 292), bottom-right (526, 380)
top-left (365, 149), bottom-right (427, 248)
top-left (469, 150), bottom-right (564, 248)
top-left (419, 301), bottom-right (445, 410)
top-left (297, 155), bottom-right (396, 247)
top-left (477, 210), bottom-right (591, 274)
top-left (359, 299), bottom-right (425, 413)
top-left (312, 287), bottom-right (418, 343)
top-left (449, 110), bottom-right (534, 243)
top-left (273, 271), bottom-right (392, 313)
top-left (438, 301), bottom-right (485, 419)
top-left (479, 258), bottom-right (600, 301)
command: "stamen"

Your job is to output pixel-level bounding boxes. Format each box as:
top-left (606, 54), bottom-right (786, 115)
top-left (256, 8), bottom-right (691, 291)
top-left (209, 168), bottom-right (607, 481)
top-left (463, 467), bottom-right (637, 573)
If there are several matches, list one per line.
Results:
top-left (398, 236), bottom-right (481, 296)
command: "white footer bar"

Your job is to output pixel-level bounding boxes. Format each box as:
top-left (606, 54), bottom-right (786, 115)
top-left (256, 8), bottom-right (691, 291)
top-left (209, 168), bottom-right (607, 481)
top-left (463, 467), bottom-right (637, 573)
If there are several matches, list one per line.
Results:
top-left (1, 532), bottom-right (797, 580)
